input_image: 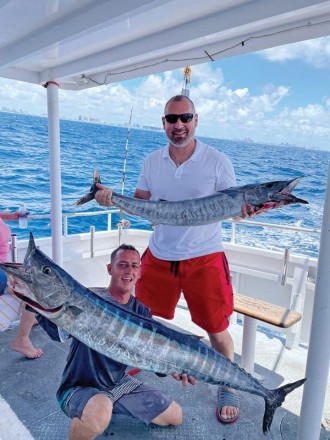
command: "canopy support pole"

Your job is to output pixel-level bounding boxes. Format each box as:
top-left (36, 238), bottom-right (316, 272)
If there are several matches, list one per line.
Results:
top-left (298, 162), bottom-right (330, 439)
top-left (45, 81), bottom-right (63, 267)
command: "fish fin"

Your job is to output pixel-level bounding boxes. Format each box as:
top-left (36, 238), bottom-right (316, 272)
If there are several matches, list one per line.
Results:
top-left (178, 333), bottom-right (204, 340)
top-left (263, 378), bottom-right (306, 434)
top-left (190, 334), bottom-right (205, 340)
top-left (93, 170), bottom-right (102, 185)
top-left (67, 305), bottom-right (84, 317)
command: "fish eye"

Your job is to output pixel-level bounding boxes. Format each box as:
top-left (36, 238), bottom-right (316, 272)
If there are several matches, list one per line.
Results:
top-left (42, 265), bottom-right (52, 275)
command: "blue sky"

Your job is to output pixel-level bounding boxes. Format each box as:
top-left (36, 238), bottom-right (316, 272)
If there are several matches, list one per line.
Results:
top-left (1, 36), bottom-right (329, 150)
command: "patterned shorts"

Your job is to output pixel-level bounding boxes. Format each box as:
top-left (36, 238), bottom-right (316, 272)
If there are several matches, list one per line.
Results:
top-left (60, 381), bottom-right (173, 425)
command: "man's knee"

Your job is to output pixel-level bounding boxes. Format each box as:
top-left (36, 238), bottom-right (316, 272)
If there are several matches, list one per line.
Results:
top-left (88, 394), bottom-right (113, 432)
top-left (152, 401), bottom-right (183, 426)
top-left (73, 394), bottom-right (113, 437)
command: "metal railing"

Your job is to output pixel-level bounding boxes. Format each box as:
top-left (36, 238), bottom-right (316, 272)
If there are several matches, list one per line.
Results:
top-left (229, 219), bottom-right (320, 243)
top-left (27, 209), bottom-right (321, 239)
top-left (28, 209), bottom-right (118, 237)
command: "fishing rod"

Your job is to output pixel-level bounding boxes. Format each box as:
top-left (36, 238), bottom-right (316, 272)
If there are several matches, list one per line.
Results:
top-left (121, 106), bottom-right (133, 197)
top-left (118, 106), bottom-right (133, 244)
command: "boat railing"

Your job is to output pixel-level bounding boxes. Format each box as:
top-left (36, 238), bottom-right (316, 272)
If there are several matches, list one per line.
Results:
top-left (28, 209), bottom-right (118, 236)
top-left (229, 219), bottom-right (320, 242)
top-left (16, 209), bottom-right (320, 347)
top-left (28, 208), bottom-right (321, 242)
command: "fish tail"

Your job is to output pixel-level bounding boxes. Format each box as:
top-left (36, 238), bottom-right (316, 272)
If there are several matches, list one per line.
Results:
top-left (75, 170), bottom-right (102, 206)
top-left (75, 192), bottom-right (96, 206)
top-left (263, 378), bottom-right (306, 434)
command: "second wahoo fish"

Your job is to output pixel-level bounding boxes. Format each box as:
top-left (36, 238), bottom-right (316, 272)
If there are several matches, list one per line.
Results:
top-left (75, 171), bottom-right (308, 226)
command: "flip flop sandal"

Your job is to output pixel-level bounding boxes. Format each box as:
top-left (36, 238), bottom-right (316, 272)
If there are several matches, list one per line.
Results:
top-left (216, 387), bottom-right (239, 425)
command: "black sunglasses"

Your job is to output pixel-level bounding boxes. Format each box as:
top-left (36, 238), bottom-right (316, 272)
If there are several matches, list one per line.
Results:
top-left (164, 113), bottom-right (194, 124)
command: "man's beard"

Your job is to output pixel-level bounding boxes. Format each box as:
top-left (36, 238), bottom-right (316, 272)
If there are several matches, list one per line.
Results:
top-left (168, 130), bottom-right (193, 148)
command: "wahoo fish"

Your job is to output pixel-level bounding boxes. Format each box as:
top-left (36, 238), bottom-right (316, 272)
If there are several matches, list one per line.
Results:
top-left (1, 233), bottom-right (306, 435)
top-left (75, 171), bottom-right (308, 226)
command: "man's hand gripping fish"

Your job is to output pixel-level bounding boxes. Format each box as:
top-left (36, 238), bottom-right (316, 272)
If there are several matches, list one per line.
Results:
top-left (0, 233), bottom-right (306, 435)
top-left (75, 171), bottom-right (308, 225)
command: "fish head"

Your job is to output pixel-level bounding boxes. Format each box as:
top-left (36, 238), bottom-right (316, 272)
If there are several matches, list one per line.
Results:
top-left (0, 233), bottom-right (71, 317)
top-left (261, 176), bottom-right (307, 202)
top-left (242, 176), bottom-right (308, 216)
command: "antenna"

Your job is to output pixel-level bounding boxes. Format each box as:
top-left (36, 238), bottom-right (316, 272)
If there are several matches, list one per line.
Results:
top-left (181, 66), bottom-right (192, 97)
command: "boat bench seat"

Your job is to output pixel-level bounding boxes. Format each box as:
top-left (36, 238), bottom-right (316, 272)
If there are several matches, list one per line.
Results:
top-left (233, 293), bottom-right (302, 374)
top-left (234, 293), bottom-right (302, 328)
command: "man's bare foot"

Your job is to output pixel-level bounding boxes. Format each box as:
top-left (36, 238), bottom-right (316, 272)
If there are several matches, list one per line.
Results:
top-left (11, 338), bottom-right (44, 359)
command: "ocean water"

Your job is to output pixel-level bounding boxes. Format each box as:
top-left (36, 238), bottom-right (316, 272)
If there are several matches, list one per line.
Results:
top-left (1, 111), bottom-right (329, 258)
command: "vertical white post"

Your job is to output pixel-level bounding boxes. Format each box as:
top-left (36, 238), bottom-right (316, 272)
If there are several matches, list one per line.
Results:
top-left (298, 163), bottom-right (330, 439)
top-left (90, 226), bottom-right (95, 258)
top-left (241, 316), bottom-right (257, 373)
top-left (285, 265), bottom-right (307, 349)
top-left (46, 81), bottom-right (63, 266)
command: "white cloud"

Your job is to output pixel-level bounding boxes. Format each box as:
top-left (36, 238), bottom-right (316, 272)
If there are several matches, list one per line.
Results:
top-left (234, 88), bottom-right (249, 98)
top-left (258, 36), bottom-right (330, 68)
top-left (262, 104), bottom-right (330, 147)
top-left (191, 82), bottom-right (289, 128)
top-left (0, 79), bottom-right (46, 113)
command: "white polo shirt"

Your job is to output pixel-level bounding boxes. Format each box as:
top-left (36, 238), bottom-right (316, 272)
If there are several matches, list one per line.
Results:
top-left (136, 139), bottom-right (236, 260)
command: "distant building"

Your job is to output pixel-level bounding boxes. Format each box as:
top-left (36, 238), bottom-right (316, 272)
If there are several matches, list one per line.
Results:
top-left (141, 125), bottom-right (162, 131)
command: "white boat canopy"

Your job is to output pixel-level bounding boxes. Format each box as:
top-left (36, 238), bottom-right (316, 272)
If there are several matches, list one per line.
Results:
top-left (1, 0), bottom-right (330, 90)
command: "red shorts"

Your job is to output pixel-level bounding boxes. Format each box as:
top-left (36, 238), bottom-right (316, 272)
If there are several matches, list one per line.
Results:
top-left (135, 248), bottom-right (233, 333)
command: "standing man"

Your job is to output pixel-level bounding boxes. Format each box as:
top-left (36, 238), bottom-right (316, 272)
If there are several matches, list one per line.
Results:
top-left (96, 95), bottom-right (239, 424)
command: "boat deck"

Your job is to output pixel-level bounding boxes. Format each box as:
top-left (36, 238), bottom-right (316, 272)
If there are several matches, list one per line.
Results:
top-left (0, 311), bottom-right (329, 440)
